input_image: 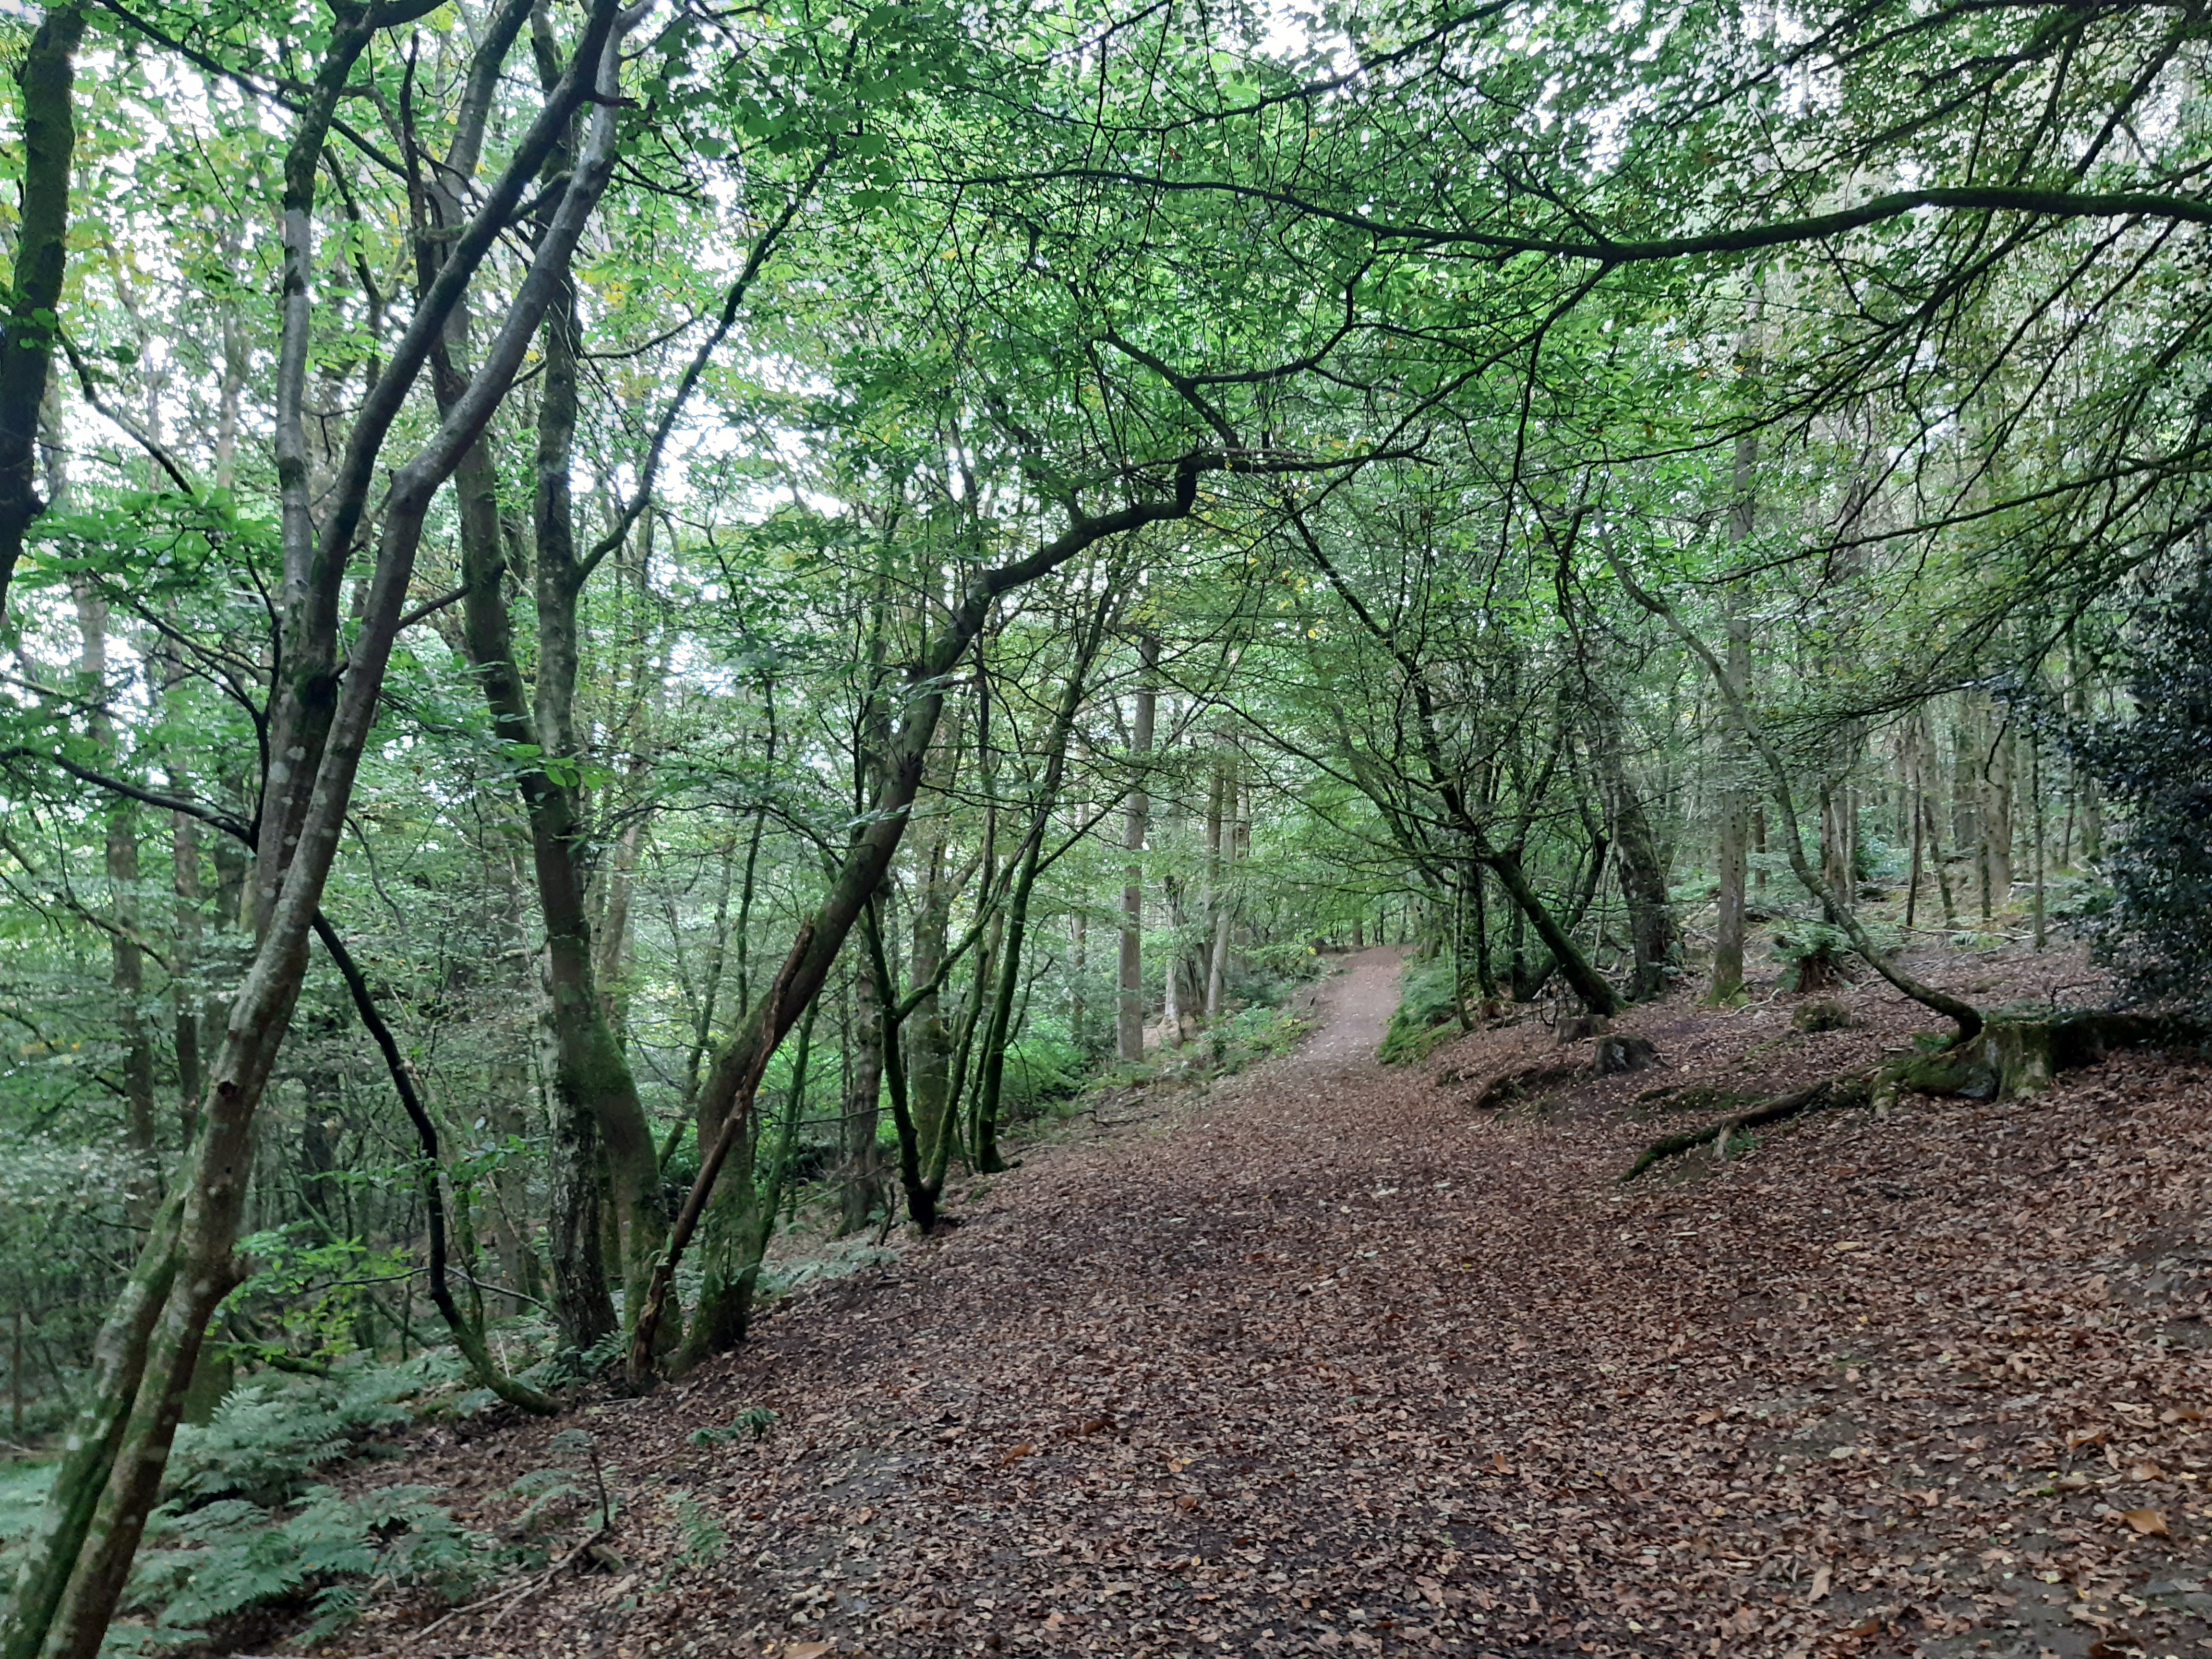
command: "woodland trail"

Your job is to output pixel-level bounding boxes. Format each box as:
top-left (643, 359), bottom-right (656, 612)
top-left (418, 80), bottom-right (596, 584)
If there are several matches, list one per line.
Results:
top-left (372, 950), bottom-right (2212, 1659)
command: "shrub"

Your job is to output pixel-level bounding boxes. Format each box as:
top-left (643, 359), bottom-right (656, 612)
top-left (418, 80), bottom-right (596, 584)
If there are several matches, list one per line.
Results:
top-left (1772, 922), bottom-right (1854, 992)
top-left (1379, 957), bottom-right (1465, 1064)
top-left (2055, 564), bottom-right (2212, 1006)
top-left (998, 1034), bottom-right (1085, 1117)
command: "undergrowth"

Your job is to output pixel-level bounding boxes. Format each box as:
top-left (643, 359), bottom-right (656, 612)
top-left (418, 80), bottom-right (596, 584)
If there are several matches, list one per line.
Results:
top-left (0, 1353), bottom-right (514, 1655)
top-left (1380, 956), bottom-right (1466, 1064)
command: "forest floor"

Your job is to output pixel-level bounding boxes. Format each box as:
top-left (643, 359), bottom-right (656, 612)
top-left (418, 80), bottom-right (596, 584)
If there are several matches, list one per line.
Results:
top-left (335, 945), bottom-right (2212, 1659)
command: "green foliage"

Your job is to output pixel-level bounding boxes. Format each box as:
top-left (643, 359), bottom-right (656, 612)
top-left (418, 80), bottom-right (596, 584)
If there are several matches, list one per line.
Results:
top-left (1771, 923), bottom-right (1854, 993)
top-left (221, 1226), bottom-right (418, 1368)
top-left (0, 1361), bottom-right (493, 1652)
top-left (996, 1033), bottom-right (1084, 1117)
top-left (1214, 1006), bottom-right (1313, 1069)
top-left (503, 1467), bottom-right (586, 1535)
top-left (688, 1405), bottom-right (777, 1446)
top-left (2056, 565), bottom-right (2212, 1006)
top-left (0, 1460), bottom-right (56, 1555)
top-left (672, 1493), bottom-right (729, 1567)
top-left (120, 1484), bottom-right (485, 1651)
top-left (1380, 958), bottom-right (1466, 1065)
top-left (163, 1357), bottom-right (454, 1506)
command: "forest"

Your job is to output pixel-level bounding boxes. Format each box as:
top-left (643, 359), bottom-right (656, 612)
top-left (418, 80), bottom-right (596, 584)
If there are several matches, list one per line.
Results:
top-left (1, 0), bottom-right (2209, 1653)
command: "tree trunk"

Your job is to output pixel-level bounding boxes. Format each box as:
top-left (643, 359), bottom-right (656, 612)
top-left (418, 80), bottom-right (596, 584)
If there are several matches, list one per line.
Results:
top-left (1205, 735), bottom-right (1236, 1018)
top-left (0, 1), bottom-right (85, 625)
top-left (906, 823), bottom-right (958, 1183)
top-left (1710, 430), bottom-right (1756, 1001)
top-left (1069, 909), bottom-right (1088, 1051)
top-left (170, 795), bottom-right (204, 1122)
top-left (1481, 843), bottom-right (1621, 1016)
top-left (74, 584), bottom-right (159, 1209)
top-left (1592, 714), bottom-right (1675, 1001)
top-left (5, 16), bottom-right (633, 1654)
top-left (1118, 635), bottom-right (1158, 1061)
top-left (1983, 716), bottom-right (2015, 913)
top-left (974, 602), bottom-right (1106, 1171)
top-left (839, 959), bottom-right (886, 1235)
top-left (677, 998), bottom-right (815, 1367)
top-left (449, 260), bottom-right (665, 1330)
top-left (546, 1094), bottom-right (616, 1356)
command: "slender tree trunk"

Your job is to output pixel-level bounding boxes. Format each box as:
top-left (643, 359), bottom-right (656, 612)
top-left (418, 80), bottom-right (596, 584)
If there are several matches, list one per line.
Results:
top-left (677, 997), bottom-right (815, 1366)
top-left (1983, 716), bottom-right (2015, 913)
top-left (839, 959), bottom-right (886, 1234)
top-left (1470, 866), bottom-right (1495, 1001)
top-left (1906, 739), bottom-right (1926, 931)
top-left (1480, 844), bottom-right (1621, 1016)
top-left (1204, 733), bottom-right (1232, 1019)
top-left (1593, 716), bottom-right (1675, 1001)
top-left (974, 602), bottom-right (1106, 1170)
top-left (1069, 910), bottom-right (1088, 1051)
top-left (487, 1063), bottom-right (542, 1314)
top-left (1820, 781), bottom-right (1854, 920)
top-left (2070, 653), bottom-right (2102, 863)
top-left (6, 16), bottom-right (631, 1653)
top-left (75, 561), bottom-right (158, 1212)
top-left (2030, 728), bottom-right (2046, 949)
top-left (452, 266), bottom-right (664, 1331)
top-left (0, 1), bottom-right (85, 625)
top-left (1117, 635), bottom-right (1158, 1061)
top-left (168, 755), bottom-right (204, 1122)
top-left (1710, 430), bottom-right (1756, 1001)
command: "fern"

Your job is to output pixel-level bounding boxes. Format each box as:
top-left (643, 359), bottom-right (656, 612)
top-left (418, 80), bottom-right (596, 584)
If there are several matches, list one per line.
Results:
top-left (672, 1493), bottom-right (729, 1566)
top-left (505, 1466), bottom-right (585, 1533)
top-left (122, 1484), bottom-right (487, 1649)
top-left (687, 1405), bottom-right (777, 1446)
top-left (164, 1355), bottom-right (457, 1505)
top-left (84, 1356), bottom-right (491, 1651)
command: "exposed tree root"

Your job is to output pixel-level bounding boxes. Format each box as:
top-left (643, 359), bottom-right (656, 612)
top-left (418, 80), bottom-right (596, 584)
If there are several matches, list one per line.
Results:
top-left (1625, 1072), bottom-right (1874, 1179)
top-left (1466, 1035), bottom-right (1661, 1113)
top-left (1469, 1061), bottom-right (1586, 1113)
top-left (1627, 1007), bottom-right (2212, 1179)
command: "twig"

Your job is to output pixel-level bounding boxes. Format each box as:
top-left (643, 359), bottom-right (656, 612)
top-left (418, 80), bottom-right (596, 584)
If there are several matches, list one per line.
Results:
top-left (416, 1523), bottom-right (609, 1636)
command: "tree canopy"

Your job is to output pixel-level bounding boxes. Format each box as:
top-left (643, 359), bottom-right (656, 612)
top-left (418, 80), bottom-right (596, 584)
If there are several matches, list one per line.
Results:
top-left (2, 0), bottom-right (2208, 1648)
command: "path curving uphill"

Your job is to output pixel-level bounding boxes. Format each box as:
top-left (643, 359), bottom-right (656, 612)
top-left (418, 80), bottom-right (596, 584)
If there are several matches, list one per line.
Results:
top-left (366, 947), bottom-right (2212, 1659)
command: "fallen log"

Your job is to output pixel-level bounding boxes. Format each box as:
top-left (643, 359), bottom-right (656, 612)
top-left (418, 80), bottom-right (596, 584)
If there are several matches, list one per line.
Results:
top-left (1626, 1007), bottom-right (2210, 1179)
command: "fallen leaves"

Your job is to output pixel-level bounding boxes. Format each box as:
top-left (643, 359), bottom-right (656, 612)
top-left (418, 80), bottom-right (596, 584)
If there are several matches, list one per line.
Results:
top-left (328, 946), bottom-right (2212, 1659)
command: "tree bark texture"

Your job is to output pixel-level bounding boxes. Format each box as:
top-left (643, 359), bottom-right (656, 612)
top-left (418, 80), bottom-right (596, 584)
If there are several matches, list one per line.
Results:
top-left (1118, 635), bottom-right (1158, 1061)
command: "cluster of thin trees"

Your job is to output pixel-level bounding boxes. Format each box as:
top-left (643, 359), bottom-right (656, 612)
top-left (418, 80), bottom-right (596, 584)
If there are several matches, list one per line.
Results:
top-left (4, 0), bottom-right (2210, 1650)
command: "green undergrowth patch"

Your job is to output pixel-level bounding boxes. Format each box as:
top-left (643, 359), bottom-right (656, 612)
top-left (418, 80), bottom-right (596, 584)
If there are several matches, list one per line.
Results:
top-left (1380, 956), bottom-right (1467, 1064)
top-left (0, 1456), bottom-right (56, 1555)
top-left (1058, 1002), bottom-right (1319, 1122)
top-left (0, 1353), bottom-right (540, 1655)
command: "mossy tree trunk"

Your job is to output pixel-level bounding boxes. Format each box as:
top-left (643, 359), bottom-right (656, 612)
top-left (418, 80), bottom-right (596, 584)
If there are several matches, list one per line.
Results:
top-left (0, 1), bottom-right (85, 624)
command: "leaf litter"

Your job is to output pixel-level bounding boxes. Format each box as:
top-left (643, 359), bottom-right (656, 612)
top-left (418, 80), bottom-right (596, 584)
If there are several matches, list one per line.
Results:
top-left (328, 948), bottom-right (2209, 1659)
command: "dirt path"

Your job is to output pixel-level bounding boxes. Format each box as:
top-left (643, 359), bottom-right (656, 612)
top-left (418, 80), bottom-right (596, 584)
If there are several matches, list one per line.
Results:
top-left (370, 950), bottom-right (2212, 1659)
